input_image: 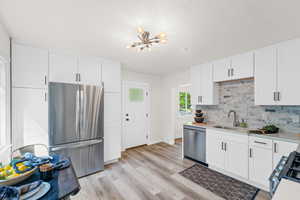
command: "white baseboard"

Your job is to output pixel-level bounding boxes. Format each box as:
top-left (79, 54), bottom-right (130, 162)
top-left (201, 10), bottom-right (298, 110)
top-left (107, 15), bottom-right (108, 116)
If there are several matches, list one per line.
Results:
top-left (104, 158), bottom-right (119, 165)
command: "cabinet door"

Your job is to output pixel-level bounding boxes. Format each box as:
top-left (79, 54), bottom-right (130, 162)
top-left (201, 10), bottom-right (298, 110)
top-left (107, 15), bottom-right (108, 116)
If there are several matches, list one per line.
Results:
top-left (104, 123), bottom-right (121, 162)
top-left (49, 53), bottom-right (78, 84)
top-left (249, 146), bottom-right (273, 188)
top-left (254, 45), bottom-right (277, 105)
top-left (12, 44), bottom-right (48, 88)
top-left (78, 56), bottom-right (102, 85)
top-left (104, 93), bottom-right (121, 162)
top-left (12, 88), bottom-right (48, 149)
top-left (225, 140), bottom-right (248, 179)
top-left (199, 63), bottom-right (217, 105)
top-left (213, 58), bottom-right (230, 82)
top-left (231, 52), bottom-right (254, 80)
top-left (273, 140), bottom-right (298, 169)
top-left (102, 60), bottom-right (121, 92)
top-left (190, 65), bottom-right (201, 105)
top-left (277, 39), bottom-right (300, 105)
top-left (206, 130), bottom-right (225, 169)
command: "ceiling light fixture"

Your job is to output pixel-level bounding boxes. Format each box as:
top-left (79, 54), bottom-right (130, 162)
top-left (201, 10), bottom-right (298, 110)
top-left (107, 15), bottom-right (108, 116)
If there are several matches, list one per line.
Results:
top-left (127, 27), bottom-right (167, 51)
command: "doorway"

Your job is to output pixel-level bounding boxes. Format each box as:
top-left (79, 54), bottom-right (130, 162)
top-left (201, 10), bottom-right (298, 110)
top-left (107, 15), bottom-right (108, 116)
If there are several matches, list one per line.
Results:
top-left (122, 81), bottom-right (150, 149)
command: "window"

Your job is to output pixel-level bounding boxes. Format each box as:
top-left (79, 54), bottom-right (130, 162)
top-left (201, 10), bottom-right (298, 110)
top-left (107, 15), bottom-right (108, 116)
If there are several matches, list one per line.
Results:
top-left (178, 84), bottom-right (191, 114)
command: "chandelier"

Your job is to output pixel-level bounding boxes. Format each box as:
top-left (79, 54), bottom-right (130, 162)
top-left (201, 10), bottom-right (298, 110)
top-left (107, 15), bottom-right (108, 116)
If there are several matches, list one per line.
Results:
top-left (127, 27), bottom-right (167, 51)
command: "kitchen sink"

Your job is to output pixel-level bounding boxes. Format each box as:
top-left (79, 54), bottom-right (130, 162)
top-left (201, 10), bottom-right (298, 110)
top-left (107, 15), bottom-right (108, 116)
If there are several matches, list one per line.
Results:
top-left (213, 125), bottom-right (236, 130)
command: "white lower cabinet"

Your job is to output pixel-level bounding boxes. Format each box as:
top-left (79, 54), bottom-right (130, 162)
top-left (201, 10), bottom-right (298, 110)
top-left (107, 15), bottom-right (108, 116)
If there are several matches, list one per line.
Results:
top-left (206, 129), bottom-right (248, 179)
top-left (225, 139), bottom-right (248, 179)
top-left (206, 130), bottom-right (225, 169)
top-left (273, 140), bottom-right (298, 169)
top-left (206, 130), bottom-right (298, 190)
top-left (248, 137), bottom-right (273, 188)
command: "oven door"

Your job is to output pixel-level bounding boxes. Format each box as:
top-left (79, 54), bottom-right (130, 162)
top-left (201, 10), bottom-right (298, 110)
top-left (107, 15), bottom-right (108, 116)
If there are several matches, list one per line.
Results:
top-left (269, 156), bottom-right (288, 196)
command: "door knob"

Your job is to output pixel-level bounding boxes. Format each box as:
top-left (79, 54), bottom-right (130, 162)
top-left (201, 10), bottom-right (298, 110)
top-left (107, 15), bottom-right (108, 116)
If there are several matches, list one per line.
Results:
top-left (126, 118), bottom-right (130, 121)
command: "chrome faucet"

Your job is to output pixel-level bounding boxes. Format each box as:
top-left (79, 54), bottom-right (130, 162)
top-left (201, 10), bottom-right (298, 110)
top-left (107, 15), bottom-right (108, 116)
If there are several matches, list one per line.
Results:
top-left (228, 110), bottom-right (239, 127)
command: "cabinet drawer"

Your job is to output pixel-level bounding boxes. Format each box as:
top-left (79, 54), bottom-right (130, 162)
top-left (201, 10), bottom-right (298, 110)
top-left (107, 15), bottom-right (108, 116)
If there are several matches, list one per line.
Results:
top-left (249, 136), bottom-right (273, 149)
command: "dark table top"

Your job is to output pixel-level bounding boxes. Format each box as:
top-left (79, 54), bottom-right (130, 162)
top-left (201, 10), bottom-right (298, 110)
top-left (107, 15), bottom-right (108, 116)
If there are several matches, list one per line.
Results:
top-left (15, 155), bottom-right (81, 200)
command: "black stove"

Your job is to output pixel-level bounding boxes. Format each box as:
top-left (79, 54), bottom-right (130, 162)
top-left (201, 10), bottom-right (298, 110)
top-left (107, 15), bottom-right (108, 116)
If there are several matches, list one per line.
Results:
top-left (284, 151), bottom-right (300, 182)
top-left (270, 151), bottom-right (300, 195)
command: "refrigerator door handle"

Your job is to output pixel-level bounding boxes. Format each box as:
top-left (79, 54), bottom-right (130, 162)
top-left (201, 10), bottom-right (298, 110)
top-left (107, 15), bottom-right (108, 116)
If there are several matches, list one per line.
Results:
top-left (75, 88), bottom-right (81, 139)
top-left (50, 139), bottom-right (103, 151)
top-left (80, 87), bottom-right (85, 139)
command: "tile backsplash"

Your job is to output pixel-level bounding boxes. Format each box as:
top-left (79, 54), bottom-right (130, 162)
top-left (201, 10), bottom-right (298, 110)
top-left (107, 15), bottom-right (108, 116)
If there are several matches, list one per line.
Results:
top-left (197, 79), bottom-right (300, 133)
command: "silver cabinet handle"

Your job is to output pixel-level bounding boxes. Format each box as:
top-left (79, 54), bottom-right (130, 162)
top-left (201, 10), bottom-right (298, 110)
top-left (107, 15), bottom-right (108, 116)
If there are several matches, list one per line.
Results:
top-left (221, 142), bottom-right (224, 150)
top-left (254, 141), bottom-right (267, 145)
top-left (75, 73), bottom-right (78, 82)
top-left (228, 69), bottom-right (230, 77)
top-left (44, 92), bottom-right (47, 102)
top-left (274, 143), bottom-right (278, 153)
top-left (273, 92), bottom-right (276, 101)
top-left (249, 148), bottom-right (253, 158)
top-left (277, 92), bottom-right (280, 101)
top-left (224, 142), bottom-right (227, 151)
top-left (44, 76), bottom-right (47, 85)
top-left (78, 73), bottom-right (81, 82)
top-left (231, 68), bottom-right (234, 76)
top-left (200, 96), bottom-right (203, 103)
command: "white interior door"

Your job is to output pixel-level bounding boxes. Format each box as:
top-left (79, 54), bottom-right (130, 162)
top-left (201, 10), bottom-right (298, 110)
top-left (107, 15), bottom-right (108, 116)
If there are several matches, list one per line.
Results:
top-left (123, 82), bottom-right (149, 149)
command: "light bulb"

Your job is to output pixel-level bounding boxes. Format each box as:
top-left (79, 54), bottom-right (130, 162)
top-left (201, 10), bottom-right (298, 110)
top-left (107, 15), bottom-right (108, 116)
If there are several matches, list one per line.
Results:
top-left (159, 32), bottom-right (166, 38)
top-left (160, 39), bottom-right (167, 43)
top-left (137, 27), bottom-right (144, 33)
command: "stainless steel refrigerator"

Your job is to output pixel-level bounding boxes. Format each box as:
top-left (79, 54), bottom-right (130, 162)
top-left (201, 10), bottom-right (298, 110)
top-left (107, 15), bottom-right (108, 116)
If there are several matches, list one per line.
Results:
top-left (48, 82), bottom-right (104, 177)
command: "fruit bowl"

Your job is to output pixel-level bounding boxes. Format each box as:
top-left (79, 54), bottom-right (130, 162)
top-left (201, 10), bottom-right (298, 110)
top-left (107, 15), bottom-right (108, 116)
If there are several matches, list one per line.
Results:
top-left (0, 167), bottom-right (37, 186)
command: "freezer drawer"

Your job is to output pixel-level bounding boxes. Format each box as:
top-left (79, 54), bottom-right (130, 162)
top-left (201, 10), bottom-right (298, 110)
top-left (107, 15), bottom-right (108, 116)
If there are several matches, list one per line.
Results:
top-left (183, 126), bottom-right (206, 164)
top-left (50, 139), bottom-right (104, 177)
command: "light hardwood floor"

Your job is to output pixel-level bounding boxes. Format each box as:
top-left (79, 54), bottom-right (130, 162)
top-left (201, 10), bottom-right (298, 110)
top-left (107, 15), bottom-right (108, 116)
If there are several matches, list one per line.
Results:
top-left (72, 140), bottom-right (271, 200)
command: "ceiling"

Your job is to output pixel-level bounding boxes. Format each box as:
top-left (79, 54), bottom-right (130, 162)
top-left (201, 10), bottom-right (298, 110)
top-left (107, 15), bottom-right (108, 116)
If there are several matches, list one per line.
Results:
top-left (1, 0), bottom-right (300, 75)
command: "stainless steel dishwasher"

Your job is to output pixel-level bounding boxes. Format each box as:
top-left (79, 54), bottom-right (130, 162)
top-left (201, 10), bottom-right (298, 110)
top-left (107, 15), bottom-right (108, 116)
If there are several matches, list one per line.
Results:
top-left (183, 125), bottom-right (206, 165)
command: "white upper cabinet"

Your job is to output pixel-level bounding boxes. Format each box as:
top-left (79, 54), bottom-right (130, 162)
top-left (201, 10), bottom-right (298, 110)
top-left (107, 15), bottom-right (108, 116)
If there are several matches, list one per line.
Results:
top-left (213, 52), bottom-right (254, 82)
top-left (78, 56), bottom-right (102, 85)
top-left (190, 65), bottom-right (201, 105)
top-left (213, 58), bottom-right (231, 82)
top-left (12, 88), bottom-right (48, 149)
top-left (255, 38), bottom-right (300, 105)
top-left (277, 39), bottom-right (300, 105)
top-left (190, 63), bottom-right (218, 105)
top-left (12, 44), bottom-right (48, 89)
top-left (49, 53), bottom-right (78, 84)
top-left (102, 60), bottom-right (121, 93)
top-left (230, 52), bottom-right (254, 80)
top-left (254, 45), bottom-right (277, 105)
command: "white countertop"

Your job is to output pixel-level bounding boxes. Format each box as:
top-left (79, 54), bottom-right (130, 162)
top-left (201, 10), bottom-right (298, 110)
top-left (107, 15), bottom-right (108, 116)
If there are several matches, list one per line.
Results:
top-left (184, 122), bottom-right (300, 144)
top-left (272, 179), bottom-right (300, 200)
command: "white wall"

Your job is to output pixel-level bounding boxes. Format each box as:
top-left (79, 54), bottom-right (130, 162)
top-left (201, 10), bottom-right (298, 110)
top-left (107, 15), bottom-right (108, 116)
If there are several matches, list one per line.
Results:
top-left (161, 70), bottom-right (192, 144)
top-left (0, 22), bottom-right (11, 162)
top-left (0, 22), bottom-right (10, 60)
top-left (122, 69), bottom-right (163, 145)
